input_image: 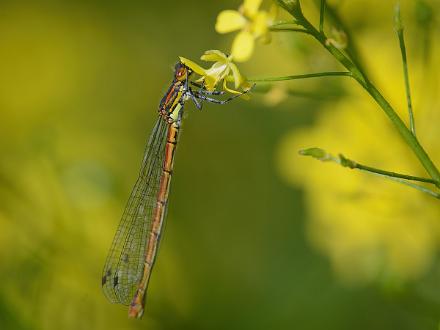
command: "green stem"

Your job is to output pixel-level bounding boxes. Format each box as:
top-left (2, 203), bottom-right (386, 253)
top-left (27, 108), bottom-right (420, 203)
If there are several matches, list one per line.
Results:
top-left (249, 71), bottom-right (352, 82)
top-left (271, 20), bottom-right (300, 27)
top-left (313, 0), bottom-right (368, 77)
top-left (270, 26), bottom-right (311, 35)
top-left (395, 4), bottom-right (416, 135)
top-left (292, 11), bottom-right (440, 186)
top-left (340, 155), bottom-right (439, 185)
top-left (253, 84), bottom-right (340, 100)
top-left (375, 175), bottom-right (440, 199)
top-left (365, 83), bottom-right (440, 184)
top-left (300, 147), bottom-right (440, 198)
top-left (319, 0), bottom-right (325, 33)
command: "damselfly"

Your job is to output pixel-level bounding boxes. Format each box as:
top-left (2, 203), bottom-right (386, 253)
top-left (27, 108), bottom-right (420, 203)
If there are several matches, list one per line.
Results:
top-left (102, 61), bottom-right (247, 318)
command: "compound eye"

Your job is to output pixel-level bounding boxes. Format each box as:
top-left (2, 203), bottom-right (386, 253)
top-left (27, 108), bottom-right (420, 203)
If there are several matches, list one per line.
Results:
top-left (176, 67), bottom-right (186, 80)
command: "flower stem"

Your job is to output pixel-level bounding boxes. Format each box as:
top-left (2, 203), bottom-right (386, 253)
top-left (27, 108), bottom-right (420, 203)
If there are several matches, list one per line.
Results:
top-left (319, 0), bottom-right (326, 33)
top-left (271, 20), bottom-right (300, 27)
top-left (339, 154), bottom-right (439, 185)
top-left (249, 71), bottom-right (352, 82)
top-left (269, 26), bottom-right (311, 35)
top-left (315, 0), bottom-right (367, 77)
top-left (375, 175), bottom-right (440, 199)
top-left (395, 3), bottom-right (416, 135)
top-left (300, 147), bottom-right (440, 198)
top-left (364, 82), bottom-right (440, 185)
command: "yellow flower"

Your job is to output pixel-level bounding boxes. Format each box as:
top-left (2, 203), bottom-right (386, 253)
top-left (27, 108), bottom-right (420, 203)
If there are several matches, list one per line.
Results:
top-left (276, 35), bottom-right (440, 286)
top-left (179, 50), bottom-right (251, 94)
top-left (215, 0), bottom-right (277, 62)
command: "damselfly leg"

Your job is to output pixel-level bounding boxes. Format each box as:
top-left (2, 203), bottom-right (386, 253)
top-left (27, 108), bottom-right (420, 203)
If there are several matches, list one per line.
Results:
top-left (190, 81), bottom-right (225, 95)
top-left (187, 83), bottom-right (254, 109)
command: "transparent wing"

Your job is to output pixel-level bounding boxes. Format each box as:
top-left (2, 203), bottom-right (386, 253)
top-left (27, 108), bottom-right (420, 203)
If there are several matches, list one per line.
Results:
top-left (102, 116), bottom-right (168, 305)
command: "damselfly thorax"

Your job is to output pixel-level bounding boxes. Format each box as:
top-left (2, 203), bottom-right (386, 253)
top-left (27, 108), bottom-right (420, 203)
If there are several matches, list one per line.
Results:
top-left (158, 62), bottom-right (193, 125)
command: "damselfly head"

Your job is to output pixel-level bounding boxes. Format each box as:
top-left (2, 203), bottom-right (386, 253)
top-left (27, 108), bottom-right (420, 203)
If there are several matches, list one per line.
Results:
top-left (174, 62), bottom-right (191, 81)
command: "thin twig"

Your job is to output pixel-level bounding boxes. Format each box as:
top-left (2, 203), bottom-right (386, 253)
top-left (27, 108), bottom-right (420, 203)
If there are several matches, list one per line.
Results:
top-left (319, 0), bottom-right (326, 33)
top-left (373, 174), bottom-right (440, 199)
top-left (339, 155), bottom-right (439, 185)
top-left (249, 71), bottom-right (352, 82)
top-left (395, 3), bottom-right (416, 135)
top-left (269, 26), bottom-right (311, 35)
top-left (314, 0), bottom-right (368, 77)
top-left (270, 21), bottom-right (300, 27)
top-left (299, 148), bottom-right (440, 198)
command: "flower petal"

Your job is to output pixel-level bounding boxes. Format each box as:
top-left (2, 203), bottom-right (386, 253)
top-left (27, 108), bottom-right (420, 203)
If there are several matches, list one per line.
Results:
top-left (241, 0), bottom-right (262, 18)
top-left (204, 75), bottom-right (217, 91)
top-left (201, 50), bottom-right (228, 63)
top-left (215, 10), bottom-right (246, 34)
top-left (204, 62), bottom-right (229, 81)
top-left (241, 80), bottom-right (253, 92)
top-left (231, 31), bottom-right (255, 62)
top-left (179, 56), bottom-right (206, 76)
top-left (251, 11), bottom-right (269, 38)
top-left (202, 61), bottom-right (231, 91)
top-left (229, 62), bottom-right (244, 88)
top-left (223, 78), bottom-right (251, 99)
top-left (223, 78), bottom-right (241, 94)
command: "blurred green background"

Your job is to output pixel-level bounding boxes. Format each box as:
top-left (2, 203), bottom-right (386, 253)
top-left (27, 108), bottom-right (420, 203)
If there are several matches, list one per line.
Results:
top-left (1, 0), bottom-right (440, 329)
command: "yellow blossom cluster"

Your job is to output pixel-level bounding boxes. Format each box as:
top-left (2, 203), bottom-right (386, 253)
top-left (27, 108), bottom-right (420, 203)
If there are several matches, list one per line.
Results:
top-left (216, 0), bottom-right (276, 62)
top-left (180, 0), bottom-right (276, 93)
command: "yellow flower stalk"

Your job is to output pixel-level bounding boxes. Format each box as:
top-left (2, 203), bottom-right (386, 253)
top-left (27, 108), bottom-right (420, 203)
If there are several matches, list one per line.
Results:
top-left (215, 0), bottom-right (277, 62)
